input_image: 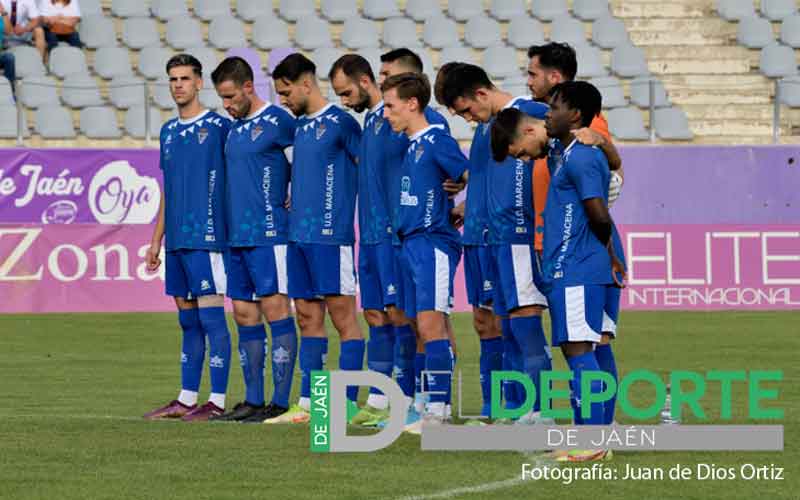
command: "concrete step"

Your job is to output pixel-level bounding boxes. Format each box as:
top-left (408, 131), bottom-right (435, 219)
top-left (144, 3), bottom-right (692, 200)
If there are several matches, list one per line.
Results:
top-left (627, 18), bottom-right (737, 46)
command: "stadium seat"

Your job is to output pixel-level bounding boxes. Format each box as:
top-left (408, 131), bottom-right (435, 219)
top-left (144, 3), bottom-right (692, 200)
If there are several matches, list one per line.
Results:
top-left (79, 15), bottom-right (117, 49)
top-left (139, 47), bottom-right (173, 80)
top-left (20, 76), bottom-right (58, 108)
top-left (252, 16), bottom-right (290, 49)
top-left (550, 15), bottom-right (587, 47)
top-left (81, 106), bottom-right (122, 138)
top-left (226, 48), bottom-right (265, 77)
top-left (312, 47), bottom-right (344, 80)
top-left (447, 114), bottom-right (474, 140)
top-left (359, 48), bottom-right (383, 77)
top-left (279, 0), bottom-right (315, 21)
top-left (199, 80), bottom-right (223, 108)
top-left (780, 14), bottom-right (800, 48)
top-left (166, 17), bottom-right (204, 50)
top-left (507, 16), bottom-right (545, 49)
top-left (209, 16), bottom-right (247, 49)
top-left (35, 105), bottom-right (76, 138)
top-left (439, 45), bottom-right (475, 67)
top-left (759, 43), bottom-right (799, 77)
top-left (611, 44), bottom-right (650, 78)
top-left (482, 45), bottom-right (519, 79)
top-left (500, 74), bottom-right (528, 96)
top-left (607, 107), bottom-right (649, 140)
top-left (49, 46), bottom-right (87, 79)
top-left (125, 105), bottom-right (162, 139)
top-left (110, 76), bottom-right (146, 109)
top-left (267, 47), bottom-right (297, 74)
top-left (383, 17), bottom-right (420, 48)
top-left (761, 0), bottom-right (796, 21)
top-left (61, 73), bottom-right (104, 108)
top-left (0, 77), bottom-right (13, 104)
top-left (151, 0), bottom-right (188, 20)
top-left (592, 15), bottom-right (629, 49)
top-left (630, 75), bottom-right (670, 108)
top-left (237, 0), bottom-right (272, 22)
top-left (321, 0), bottom-right (358, 21)
top-left (778, 76), bottom-right (800, 106)
top-left (490, 0), bottom-right (527, 21)
top-left (404, 0), bottom-right (441, 21)
top-left (112, 0), bottom-right (149, 17)
top-left (464, 15), bottom-right (501, 49)
top-left (531, 0), bottom-right (568, 21)
top-left (574, 43), bottom-right (607, 78)
top-left (654, 107), bottom-right (693, 139)
top-left (295, 17), bottom-right (333, 50)
top-left (737, 16), bottom-right (775, 49)
top-left (186, 47), bottom-right (220, 76)
top-left (0, 104), bottom-right (27, 137)
top-left (341, 18), bottom-right (380, 49)
top-left (589, 76), bottom-right (628, 108)
top-left (152, 78), bottom-right (176, 109)
top-left (572, 0), bottom-right (609, 21)
top-left (716, 0), bottom-right (756, 21)
top-left (80, 0), bottom-right (103, 16)
top-left (423, 16), bottom-right (459, 49)
top-left (11, 46), bottom-right (45, 78)
top-left (195, 0), bottom-right (232, 21)
top-left (122, 17), bottom-right (160, 50)
top-left (449, 0), bottom-right (484, 22)
top-left (363, 0), bottom-right (400, 20)
top-left (95, 46), bottom-right (133, 79)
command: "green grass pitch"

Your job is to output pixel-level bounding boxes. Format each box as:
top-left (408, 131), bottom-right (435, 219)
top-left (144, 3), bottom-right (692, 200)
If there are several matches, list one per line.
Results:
top-left (0, 311), bottom-right (796, 500)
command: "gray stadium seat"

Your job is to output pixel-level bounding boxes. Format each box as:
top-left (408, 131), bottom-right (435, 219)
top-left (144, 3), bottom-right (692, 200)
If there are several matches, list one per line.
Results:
top-left (404, 0), bottom-right (441, 21)
top-left (20, 76), bottom-right (58, 108)
top-left (572, 0), bottom-right (609, 21)
top-left (152, 78), bottom-right (176, 109)
top-left (780, 14), bottom-right (800, 48)
top-left (383, 17), bottom-right (420, 48)
top-left (592, 15), bottom-right (629, 49)
top-left (500, 74), bottom-right (528, 96)
top-left (151, 0), bottom-right (188, 20)
top-left (439, 45), bottom-right (475, 67)
top-left (464, 15), bottom-right (501, 49)
top-left (79, 0), bottom-right (103, 16)
top-left (112, 0), bottom-right (149, 17)
top-left (630, 75), bottom-right (670, 108)
top-left (778, 76), bottom-right (800, 106)
top-left (36, 105), bottom-right (76, 138)
top-left (122, 17), bottom-right (160, 50)
top-left (449, 0), bottom-right (484, 22)
top-left (418, 50), bottom-right (435, 75)
top-left (482, 45), bottom-right (519, 78)
top-left (359, 48), bottom-right (383, 77)
top-left (761, 0), bottom-right (796, 21)
top-left (11, 46), bottom-right (45, 78)
top-left (607, 107), bottom-right (649, 140)
top-left (531, 0), bottom-right (567, 21)
top-left (0, 104), bottom-right (28, 137)
top-left (341, 18), bottom-right (380, 49)
top-left (490, 0), bottom-right (527, 21)
top-left (186, 47), bottom-right (220, 76)
top-left (209, 16), bottom-right (247, 49)
top-left (589, 76), bottom-right (628, 108)
top-left (574, 43), bottom-right (607, 78)
top-left (79, 15), bottom-right (117, 49)
top-left (446, 112), bottom-right (474, 140)
top-left (611, 44), bottom-right (649, 78)
top-left (111, 76), bottom-right (146, 109)
top-left (237, 0), bottom-right (272, 22)
top-left (321, 0), bottom-right (358, 21)
top-left (49, 46), bottom-right (87, 79)
top-left (550, 15), bottom-right (587, 46)
top-left (737, 16), bottom-right (774, 49)
top-left (759, 43), bottom-right (799, 77)
top-left (295, 17), bottom-right (333, 50)
top-left (125, 105), bottom-right (162, 138)
top-left (312, 47), bottom-right (344, 80)
top-left (61, 73), bottom-right (104, 108)
top-left (507, 16), bottom-right (545, 49)
top-left (166, 17), bottom-right (204, 50)
top-left (653, 107), bottom-right (693, 140)
top-left (139, 47), bottom-right (173, 80)
top-left (279, 0), bottom-right (315, 21)
top-left (94, 46), bottom-right (133, 79)
top-left (199, 79), bottom-right (223, 109)
top-left (195, 0), bottom-right (232, 21)
top-left (81, 106), bottom-right (122, 138)
top-left (716, 0), bottom-right (756, 21)
top-left (363, 0), bottom-right (400, 19)
top-left (423, 16), bottom-right (459, 49)
top-left (0, 77), bottom-right (13, 104)
top-left (252, 16), bottom-right (290, 49)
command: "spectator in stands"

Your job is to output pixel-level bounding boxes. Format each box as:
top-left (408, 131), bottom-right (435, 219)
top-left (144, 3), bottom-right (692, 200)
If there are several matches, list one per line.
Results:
top-left (0, 3), bottom-right (17, 96)
top-left (0, 0), bottom-right (46, 61)
top-left (40, 0), bottom-right (81, 52)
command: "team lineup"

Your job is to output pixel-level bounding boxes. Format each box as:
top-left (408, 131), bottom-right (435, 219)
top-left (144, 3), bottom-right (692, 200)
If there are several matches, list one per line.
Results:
top-left (142, 43), bottom-right (628, 463)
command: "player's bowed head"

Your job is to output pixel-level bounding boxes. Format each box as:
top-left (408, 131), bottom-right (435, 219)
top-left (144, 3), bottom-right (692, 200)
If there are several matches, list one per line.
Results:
top-left (272, 53), bottom-right (321, 117)
top-left (380, 72), bottom-right (432, 135)
top-left (490, 108), bottom-right (549, 163)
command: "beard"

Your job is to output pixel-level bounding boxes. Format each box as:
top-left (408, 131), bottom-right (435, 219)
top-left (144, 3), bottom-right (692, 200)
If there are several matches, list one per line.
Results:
top-left (350, 86), bottom-right (371, 113)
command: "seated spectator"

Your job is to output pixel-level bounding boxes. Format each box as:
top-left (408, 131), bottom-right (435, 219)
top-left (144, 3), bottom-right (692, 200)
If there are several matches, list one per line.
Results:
top-left (39, 0), bottom-right (81, 52)
top-left (0, 0), bottom-right (46, 61)
top-left (0, 5), bottom-right (18, 94)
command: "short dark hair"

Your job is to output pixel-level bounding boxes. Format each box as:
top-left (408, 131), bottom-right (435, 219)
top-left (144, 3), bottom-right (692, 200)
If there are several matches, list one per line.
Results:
top-left (380, 48), bottom-right (424, 74)
top-left (381, 72), bottom-right (431, 110)
top-left (272, 53), bottom-right (316, 82)
top-left (211, 56), bottom-right (254, 87)
top-left (166, 53), bottom-right (202, 77)
top-left (328, 54), bottom-right (375, 83)
top-left (491, 108), bottom-right (525, 162)
top-left (434, 62), bottom-right (464, 107)
top-left (527, 42), bottom-right (578, 81)
top-left (440, 63), bottom-right (495, 109)
top-left (549, 81), bottom-right (602, 127)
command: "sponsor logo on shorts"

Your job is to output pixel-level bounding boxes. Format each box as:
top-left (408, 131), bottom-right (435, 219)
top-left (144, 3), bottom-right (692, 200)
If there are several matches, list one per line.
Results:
top-left (200, 280), bottom-right (211, 291)
top-left (387, 284), bottom-right (396, 296)
top-left (209, 355), bottom-right (225, 368)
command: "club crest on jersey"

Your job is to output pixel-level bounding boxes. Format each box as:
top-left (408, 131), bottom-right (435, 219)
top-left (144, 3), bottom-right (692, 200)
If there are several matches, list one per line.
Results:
top-left (374, 118), bottom-right (384, 135)
top-left (316, 122), bottom-right (327, 140)
top-left (197, 128), bottom-right (209, 145)
top-left (251, 124), bottom-right (263, 141)
top-left (414, 145), bottom-right (425, 163)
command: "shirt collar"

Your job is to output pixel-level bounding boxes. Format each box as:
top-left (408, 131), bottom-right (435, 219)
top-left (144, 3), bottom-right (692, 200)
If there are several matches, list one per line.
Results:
top-left (244, 102), bottom-right (271, 121)
top-left (178, 109), bottom-right (210, 125)
top-left (304, 102), bottom-right (334, 120)
top-left (408, 123), bottom-right (445, 142)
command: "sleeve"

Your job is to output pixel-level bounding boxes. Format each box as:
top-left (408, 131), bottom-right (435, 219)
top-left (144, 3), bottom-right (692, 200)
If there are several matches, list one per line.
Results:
top-left (532, 158), bottom-right (550, 251)
top-left (567, 150), bottom-right (605, 201)
top-left (434, 134), bottom-right (469, 180)
top-left (277, 111), bottom-right (297, 149)
top-left (340, 114), bottom-right (362, 163)
top-left (426, 107), bottom-right (450, 134)
top-left (73, 2), bottom-right (81, 16)
top-left (590, 113), bottom-right (612, 142)
top-left (520, 100), bottom-right (549, 120)
top-left (29, 1), bottom-right (40, 18)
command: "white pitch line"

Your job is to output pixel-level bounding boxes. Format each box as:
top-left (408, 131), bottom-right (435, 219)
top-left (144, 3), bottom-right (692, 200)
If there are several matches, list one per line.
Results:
top-left (1, 414), bottom-right (157, 422)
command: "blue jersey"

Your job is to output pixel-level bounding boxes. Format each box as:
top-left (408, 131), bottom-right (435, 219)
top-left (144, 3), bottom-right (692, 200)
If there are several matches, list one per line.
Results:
top-left (543, 139), bottom-right (614, 287)
top-left (159, 110), bottom-right (230, 252)
top-left (224, 103), bottom-right (296, 247)
top-left (396, 125), bottom-right (469, 251)
top-left (359, 103), bottom-right (449, 245)
top-left (486, 97), bottom-right (549, 245)
top-left (290, 103), bottom-right (362, 245)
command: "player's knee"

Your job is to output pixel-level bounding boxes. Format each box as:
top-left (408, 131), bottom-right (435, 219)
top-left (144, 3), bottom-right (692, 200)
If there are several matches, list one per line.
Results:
top-left (363, 309), bottom-right (388, 327)
top-left (386, 306), bottom-right (408, 327)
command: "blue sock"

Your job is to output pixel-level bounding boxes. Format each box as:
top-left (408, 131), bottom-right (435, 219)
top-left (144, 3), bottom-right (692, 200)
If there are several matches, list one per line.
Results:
top-left (501, 318), bottom-right (522, 410)
top-left (566, 351), bottom-right (604, 425)
top-left (237, 324), bottom-right (266, 406)
top-left (269, 317), bottom-right (298, 409)
top-left (510, 315), bottom-right (551, 412)
top-left (179, 309), bottom-right (204, 393)
top-left (339, 339), bottom-right (365, 402)
top-left (595, 343), bottom-right (618, 424)
top-left (424, 339), bottom-right (453, 404)
top-left (414, 352), bottom-right (425, 397)
top-left (367, 325), bottom-right (395, 397)
top-left (300, 337), bottom-right (327, 399)
top-left (198, 306), bottom-right (231, 398)
top-left (569, 380), bottom-right (583, 425)
top-left (446, 350), bottom-right (456, 405)
top-left (393, 325), bottom-right (416, 397)
top-left (479, 337), bottom-right (503, 416)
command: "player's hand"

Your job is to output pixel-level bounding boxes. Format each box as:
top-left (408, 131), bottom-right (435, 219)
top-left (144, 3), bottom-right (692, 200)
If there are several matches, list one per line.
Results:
top-left (145, 243), bottom-right (162, 272)
top-left (608, 171), bottom-right (623, 208)
top-left (450, 201), bottom-right (465, 229)
top-left (574, 127), bottom-right (607, 147)
top-left (14, 25), bottom-right (25, 36)
top-left (443, 179), bottom-right (466, 199)
top-left (611, 254), bottom-right (627, 288)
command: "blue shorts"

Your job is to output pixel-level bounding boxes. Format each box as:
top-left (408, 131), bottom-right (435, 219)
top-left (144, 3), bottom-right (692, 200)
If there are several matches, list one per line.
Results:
top-left (547, 283), bottom-right (605, 347)
top-left (400, 236), bottom-right (460, 318)
top-left (165, 249), bottom-right (227, 299)
top-left (358, 240), bottom-right (399, 311)
top-left (288, 242), bottom-right (356, 299)
top-left (602, 285), bottom-right (621, 336)
top-left (392, 245), bottom-right (406, 312)
top-left (491, 243), bottom-right (548, 316)
top-left (226, 245), bottom-right (288, 301)
top-left (463, 245), bottom-right (495, 308)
